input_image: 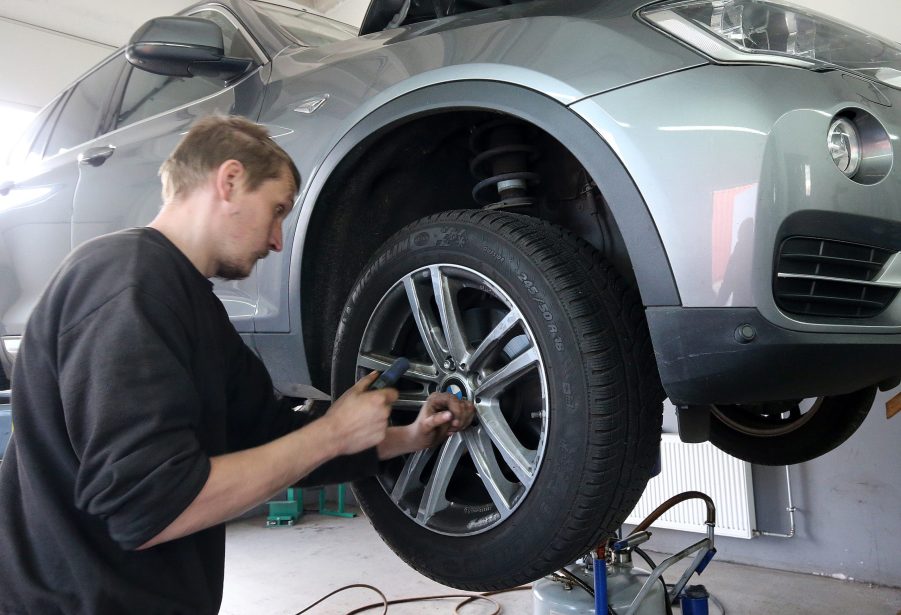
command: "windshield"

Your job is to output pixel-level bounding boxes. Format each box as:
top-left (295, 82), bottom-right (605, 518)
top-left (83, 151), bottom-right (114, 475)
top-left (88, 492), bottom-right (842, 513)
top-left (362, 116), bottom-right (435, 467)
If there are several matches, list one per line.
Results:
top-left (251, 1), bottom-right (358, 46)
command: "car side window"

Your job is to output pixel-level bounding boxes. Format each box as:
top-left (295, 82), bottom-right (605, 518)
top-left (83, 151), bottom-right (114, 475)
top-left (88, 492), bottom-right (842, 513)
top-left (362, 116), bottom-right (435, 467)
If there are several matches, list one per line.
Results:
top-left (5, 97), bottom-right (62, 166)
top-left (115, 11), bottom-right (256, 130)
top-left (43, 54), bottom-right (127, 159)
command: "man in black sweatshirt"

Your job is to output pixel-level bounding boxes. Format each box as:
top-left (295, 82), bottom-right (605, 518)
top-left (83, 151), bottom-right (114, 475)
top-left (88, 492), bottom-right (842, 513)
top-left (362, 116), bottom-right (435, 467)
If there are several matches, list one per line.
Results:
top-left (0, 115), bottom-right (474, 615)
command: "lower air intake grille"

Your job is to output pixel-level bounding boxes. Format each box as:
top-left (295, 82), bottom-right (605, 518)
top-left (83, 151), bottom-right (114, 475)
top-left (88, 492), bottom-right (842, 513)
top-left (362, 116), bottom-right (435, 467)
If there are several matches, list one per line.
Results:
top-left (775, 237), bottom-right (898, 318)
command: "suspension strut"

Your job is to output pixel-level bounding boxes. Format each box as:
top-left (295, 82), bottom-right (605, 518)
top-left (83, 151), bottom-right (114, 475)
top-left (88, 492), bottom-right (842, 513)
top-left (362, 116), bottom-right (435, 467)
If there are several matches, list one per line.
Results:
top-left (469, 119), bottom-right (541, 210)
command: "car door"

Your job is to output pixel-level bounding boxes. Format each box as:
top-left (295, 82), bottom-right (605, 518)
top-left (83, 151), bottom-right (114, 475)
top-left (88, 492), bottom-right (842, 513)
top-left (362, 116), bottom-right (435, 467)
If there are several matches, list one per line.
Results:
top-left (69, 6), bottom-right (272, 331)
top-left (0, 54), bottom-right (127, 344)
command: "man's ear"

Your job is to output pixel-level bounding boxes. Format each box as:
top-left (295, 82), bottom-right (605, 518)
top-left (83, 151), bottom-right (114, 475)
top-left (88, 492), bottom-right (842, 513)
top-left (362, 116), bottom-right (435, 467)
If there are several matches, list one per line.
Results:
top-left (214, 159), bottom-right (246, 202)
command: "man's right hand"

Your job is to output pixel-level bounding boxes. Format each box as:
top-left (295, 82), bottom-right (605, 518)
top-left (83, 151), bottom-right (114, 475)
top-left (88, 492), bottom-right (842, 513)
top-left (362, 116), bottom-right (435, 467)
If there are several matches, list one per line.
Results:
top-left (323, 371), bottom-right (398, 456)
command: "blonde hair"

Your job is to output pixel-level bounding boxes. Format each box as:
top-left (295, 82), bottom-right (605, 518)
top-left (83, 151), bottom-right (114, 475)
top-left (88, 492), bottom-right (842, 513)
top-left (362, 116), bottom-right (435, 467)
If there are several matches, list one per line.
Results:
top-left (159, 115), bottom-right (301, 203)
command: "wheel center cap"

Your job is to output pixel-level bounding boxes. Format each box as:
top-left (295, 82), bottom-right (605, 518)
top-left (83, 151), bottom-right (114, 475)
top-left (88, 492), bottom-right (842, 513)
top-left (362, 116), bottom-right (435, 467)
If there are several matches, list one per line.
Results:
top-left (443, 377), bottom-right (468, 400)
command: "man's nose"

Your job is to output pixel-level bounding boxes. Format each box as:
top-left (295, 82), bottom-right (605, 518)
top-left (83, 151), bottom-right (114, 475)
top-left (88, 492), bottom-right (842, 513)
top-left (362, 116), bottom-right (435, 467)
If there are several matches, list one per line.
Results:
top-left (269, 222), bottom-right (283, 252)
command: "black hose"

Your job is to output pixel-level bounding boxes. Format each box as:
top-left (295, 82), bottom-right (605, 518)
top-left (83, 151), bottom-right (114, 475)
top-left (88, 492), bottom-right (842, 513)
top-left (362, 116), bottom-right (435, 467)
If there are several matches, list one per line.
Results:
top-left (632, 491), bottom-right (715, 533)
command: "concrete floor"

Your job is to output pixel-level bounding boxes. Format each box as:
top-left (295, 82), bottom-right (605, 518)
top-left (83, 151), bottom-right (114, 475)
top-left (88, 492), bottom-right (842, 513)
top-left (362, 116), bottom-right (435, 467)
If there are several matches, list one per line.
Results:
top-left (222, 511), bottom-right (901, 615)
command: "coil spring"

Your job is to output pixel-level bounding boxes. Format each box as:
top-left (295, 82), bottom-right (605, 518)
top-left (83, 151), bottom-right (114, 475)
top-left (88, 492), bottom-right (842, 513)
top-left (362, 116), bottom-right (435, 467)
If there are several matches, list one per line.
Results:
top-left (469, 119), bottom-right (540, 208)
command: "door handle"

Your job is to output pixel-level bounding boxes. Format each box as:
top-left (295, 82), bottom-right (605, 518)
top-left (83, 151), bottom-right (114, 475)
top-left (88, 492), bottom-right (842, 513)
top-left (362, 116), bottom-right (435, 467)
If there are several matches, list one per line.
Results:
top-left (77, 145), bottom-right (116, 167)
top-left (0, 180), bottom-right (13, 196)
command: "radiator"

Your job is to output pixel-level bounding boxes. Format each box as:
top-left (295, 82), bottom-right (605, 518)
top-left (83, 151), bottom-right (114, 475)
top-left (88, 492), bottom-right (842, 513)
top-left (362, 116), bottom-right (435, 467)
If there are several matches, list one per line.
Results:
top-left (625, 434), bottom-right (757, 539)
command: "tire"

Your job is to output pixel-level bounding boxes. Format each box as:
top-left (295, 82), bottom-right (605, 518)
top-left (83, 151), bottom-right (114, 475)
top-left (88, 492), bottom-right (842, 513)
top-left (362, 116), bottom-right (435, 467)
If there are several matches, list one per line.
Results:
top-left (708, 386), bottom-right (876, 465)
top-left (332, 210), bottom-right (663, 590)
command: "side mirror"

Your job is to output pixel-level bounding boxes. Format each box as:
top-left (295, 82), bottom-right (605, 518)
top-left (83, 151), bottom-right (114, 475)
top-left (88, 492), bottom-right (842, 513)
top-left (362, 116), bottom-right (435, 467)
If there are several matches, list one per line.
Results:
top-left (126, 17), bottom-right (255, 80)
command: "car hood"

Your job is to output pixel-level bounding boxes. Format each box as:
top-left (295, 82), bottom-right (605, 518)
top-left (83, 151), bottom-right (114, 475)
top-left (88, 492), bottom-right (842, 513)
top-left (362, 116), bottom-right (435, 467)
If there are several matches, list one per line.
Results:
top-left (273, 0), bottom-right (708, 106)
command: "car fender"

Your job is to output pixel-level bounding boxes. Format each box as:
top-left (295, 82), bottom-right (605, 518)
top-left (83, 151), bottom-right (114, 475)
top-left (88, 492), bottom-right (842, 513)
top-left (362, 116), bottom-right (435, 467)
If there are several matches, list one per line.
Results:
top-left (255, 80), bottom-right (680, 396)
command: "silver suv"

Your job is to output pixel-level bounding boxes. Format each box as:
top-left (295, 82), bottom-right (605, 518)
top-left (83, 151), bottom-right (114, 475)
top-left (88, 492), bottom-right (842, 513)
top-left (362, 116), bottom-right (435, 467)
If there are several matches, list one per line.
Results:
top-left (2, 0), bottom-right (900, 589)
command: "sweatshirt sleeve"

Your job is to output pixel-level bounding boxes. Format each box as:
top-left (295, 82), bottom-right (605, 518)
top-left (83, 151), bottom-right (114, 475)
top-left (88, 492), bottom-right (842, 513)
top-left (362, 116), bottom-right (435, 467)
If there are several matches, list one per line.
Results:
top-left (58, 287), bottom-right (210, 551)
top-left (225, 342), bottom-right (380, 486)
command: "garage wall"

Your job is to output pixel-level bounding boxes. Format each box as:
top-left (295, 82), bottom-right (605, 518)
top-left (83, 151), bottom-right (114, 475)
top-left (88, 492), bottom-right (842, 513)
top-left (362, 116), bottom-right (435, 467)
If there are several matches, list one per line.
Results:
top-left (629, 392), bottom-right (901, 587)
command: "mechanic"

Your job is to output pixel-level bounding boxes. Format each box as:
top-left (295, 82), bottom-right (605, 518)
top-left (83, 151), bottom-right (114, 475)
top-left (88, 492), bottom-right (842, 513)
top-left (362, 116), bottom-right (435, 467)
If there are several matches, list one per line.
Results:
top-left (0, 115), bottom-right (475, 615)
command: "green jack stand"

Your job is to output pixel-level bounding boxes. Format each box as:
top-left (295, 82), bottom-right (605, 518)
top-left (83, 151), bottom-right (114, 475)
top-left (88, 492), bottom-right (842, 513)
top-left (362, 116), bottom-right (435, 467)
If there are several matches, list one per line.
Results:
top-left (316, 483), bottom-right (356, 518)
top-left (266, 487), bottom-right (301, 527)
top-left (265, 484), bottom-right (356, 527)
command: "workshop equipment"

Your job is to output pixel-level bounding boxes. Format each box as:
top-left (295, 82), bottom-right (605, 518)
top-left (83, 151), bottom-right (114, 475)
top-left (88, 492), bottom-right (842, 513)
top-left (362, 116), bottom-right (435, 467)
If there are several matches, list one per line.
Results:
top-left (266, 484), bottom-right (357, 526)
top-left (679, 585), bottom-right (710, 615)
top-left (266, 487), bottom-right (302, 526)
top-left (533, 491), bottom-right (717, 615)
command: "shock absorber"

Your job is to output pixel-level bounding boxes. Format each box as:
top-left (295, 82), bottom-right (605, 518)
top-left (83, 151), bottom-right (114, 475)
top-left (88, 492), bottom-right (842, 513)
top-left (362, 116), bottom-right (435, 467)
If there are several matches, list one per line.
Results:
top-left (469, 119), bottom-right (541, 209)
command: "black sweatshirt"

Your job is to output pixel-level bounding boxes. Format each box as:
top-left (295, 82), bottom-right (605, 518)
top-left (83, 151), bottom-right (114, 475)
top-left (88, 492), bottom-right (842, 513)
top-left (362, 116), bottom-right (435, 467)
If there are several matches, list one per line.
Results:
top-left (0, 228), bottom-right (378, 615)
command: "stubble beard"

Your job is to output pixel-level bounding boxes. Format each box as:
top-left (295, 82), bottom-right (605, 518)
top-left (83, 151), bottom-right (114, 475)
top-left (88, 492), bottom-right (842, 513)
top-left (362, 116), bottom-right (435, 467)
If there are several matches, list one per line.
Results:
top-left (215, 258), bottom-right (254, 281)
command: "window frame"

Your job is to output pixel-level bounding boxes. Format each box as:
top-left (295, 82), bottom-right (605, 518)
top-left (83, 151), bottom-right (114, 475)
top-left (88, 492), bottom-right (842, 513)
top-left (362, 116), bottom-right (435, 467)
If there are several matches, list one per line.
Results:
top-left (40, 52), bottom-right (130, 162)
top-left (188, 4), bottom-right (270, 65)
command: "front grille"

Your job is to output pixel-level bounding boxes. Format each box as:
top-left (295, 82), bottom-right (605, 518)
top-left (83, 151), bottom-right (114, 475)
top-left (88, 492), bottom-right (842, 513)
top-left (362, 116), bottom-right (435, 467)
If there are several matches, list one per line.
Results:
top-left (774, 237), bottom-right (899, 318)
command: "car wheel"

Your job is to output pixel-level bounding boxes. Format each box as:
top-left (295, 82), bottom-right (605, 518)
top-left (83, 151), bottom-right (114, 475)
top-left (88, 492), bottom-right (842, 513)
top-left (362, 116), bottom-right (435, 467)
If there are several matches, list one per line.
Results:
top-left (708, 386), bottom-right (876, 465)
top-left (332, 210), bottom-right (662, 590)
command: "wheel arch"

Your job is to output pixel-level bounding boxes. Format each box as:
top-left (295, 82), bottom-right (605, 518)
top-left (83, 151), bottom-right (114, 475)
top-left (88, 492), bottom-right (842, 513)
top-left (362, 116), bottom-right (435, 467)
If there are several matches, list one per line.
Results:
top-left (291, 81), bottom-right (680, 392)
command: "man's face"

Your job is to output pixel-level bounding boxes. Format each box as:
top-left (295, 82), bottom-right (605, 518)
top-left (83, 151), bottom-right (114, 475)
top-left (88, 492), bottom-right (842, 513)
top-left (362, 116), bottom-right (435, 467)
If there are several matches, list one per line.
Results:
top-left (216, 167), bottom-right (296, 280)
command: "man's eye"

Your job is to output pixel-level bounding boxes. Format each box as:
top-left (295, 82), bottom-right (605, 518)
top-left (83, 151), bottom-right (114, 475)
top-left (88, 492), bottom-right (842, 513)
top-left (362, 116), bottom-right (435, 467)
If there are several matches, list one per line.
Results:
top-left (276, 205), bottom-right (285, 216)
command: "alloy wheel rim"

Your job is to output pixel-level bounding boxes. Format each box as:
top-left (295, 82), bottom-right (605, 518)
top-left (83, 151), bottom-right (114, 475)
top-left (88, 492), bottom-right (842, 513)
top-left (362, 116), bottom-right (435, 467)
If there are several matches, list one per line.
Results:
top-left (357, 264), bottom-right (549, 536)
top-left (711, 398), bottom-right (824, 437)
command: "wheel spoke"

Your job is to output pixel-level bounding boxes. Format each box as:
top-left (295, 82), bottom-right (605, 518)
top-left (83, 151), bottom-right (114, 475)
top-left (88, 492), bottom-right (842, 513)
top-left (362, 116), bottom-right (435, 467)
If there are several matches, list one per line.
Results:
top-left (474, 347), bottom-right (540, 399)
top-left (393, 391), bottom-right (430, 412)
top-left (431, 267), bottom-right (470, 364)
top-left (467, 310), bottom-right (521, 372)
top-left (476, 402), bottom-right (536, 486)
top-left (416, 432), bottom-right (465, 524)
top-left (463, 427), bottom-right (518, 518)
top-left (390, 448), bottom-right (434, 504)
top-left (357, 352), bottom-right (438, 384)
top-left (404, 274), bottom-right (447, 367)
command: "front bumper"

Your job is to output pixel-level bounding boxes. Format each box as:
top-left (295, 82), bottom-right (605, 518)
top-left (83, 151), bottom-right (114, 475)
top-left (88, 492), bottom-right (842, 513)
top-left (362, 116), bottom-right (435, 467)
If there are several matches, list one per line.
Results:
top-left (648, 306), bottom-right (901, 405)
top-left (573, 64), bottom-right (901, 403)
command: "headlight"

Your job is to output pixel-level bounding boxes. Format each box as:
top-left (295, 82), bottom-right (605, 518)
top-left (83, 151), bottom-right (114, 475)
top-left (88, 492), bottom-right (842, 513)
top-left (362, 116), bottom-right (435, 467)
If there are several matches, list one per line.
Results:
top-left (827, 117), bottom-right (861, 178)
top-left (641, 0), bottom-right (901, 89)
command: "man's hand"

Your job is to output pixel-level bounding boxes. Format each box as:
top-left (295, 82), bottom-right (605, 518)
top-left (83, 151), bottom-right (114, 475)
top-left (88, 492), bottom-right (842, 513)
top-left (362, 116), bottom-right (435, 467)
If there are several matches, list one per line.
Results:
top-left (378, 392), bottom-right (476, 459)
top-left (410, 392), bottom-right (476, 449)
top-left (323, 371), bottom-right (397, 457)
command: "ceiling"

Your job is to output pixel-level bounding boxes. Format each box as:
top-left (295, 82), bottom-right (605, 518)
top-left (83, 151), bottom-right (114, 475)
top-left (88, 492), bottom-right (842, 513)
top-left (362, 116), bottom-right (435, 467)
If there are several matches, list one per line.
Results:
top-left (0, 0), bottom-right (897, 112)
